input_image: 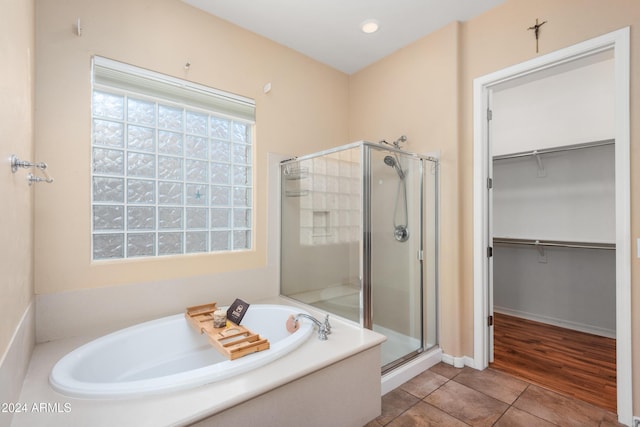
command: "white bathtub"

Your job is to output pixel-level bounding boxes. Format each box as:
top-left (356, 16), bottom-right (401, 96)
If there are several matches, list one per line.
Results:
top-left (49, 304), bottom-right (314, 399)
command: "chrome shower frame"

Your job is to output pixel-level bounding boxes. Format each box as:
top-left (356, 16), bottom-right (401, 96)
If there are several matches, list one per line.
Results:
top-left (280, 140), bottom-right (439, 373)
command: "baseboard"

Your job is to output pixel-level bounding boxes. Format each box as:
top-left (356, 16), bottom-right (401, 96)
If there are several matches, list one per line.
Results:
top-left (441, 353), bottom-right (476, 369)
top-left (493, 306), bottom-right (616, 339)
top-left (0, 301), bottom-right (35, 427)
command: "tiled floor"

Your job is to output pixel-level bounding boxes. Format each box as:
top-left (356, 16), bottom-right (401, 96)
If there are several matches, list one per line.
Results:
top-left (365, 363), bottom-right (624, 427)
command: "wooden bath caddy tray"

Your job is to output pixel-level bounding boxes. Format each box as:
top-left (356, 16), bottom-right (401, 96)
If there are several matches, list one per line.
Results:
top-left (185, 302), bottom-right (270, 360)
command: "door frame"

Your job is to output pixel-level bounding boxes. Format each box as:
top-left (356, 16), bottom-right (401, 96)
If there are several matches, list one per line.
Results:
top-left (472, 28), bottom-right (631, 424)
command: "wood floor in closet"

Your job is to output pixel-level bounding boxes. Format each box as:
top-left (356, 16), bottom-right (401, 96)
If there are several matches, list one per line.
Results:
top-left (491, 312), bottom-right (617, 412)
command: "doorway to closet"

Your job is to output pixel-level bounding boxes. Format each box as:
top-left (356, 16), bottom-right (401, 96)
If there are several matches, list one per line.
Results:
top-left (472, 28), bottom-right (631, 425)
top-left (490, 52), bottom-right (616, 411)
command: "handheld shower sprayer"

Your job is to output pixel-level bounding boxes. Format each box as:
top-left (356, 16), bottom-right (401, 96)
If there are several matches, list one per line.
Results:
top-left (382, 152), bottom-right (410, 242)
top-left (380, 136), bottom-right (407, 180)
top-left (383, 155), bottom-right (405, 180)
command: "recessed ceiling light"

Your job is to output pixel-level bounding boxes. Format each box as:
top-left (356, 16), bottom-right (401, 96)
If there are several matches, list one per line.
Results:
top-left (360, 19), bottom-right (379, 34)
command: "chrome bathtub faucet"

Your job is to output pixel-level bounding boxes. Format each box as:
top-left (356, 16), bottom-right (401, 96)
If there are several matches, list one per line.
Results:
top-left (295, 313), bottom-right (331, 340)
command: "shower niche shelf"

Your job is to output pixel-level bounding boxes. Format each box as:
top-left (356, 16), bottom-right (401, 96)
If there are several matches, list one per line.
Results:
top-left (283, 165), bottom-right (309, 197)
top-left (285, 190), bottom-right (309, 197)
top-left (312, 210), bottom-right (331, 237)
top-left (283, 166), bottom-right (309, 180)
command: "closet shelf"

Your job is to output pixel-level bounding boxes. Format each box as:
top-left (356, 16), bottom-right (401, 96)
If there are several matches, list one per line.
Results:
top-left (492, 139), bottom-right (614, 161)
top-left (493, 237), bottom-right (615, 251)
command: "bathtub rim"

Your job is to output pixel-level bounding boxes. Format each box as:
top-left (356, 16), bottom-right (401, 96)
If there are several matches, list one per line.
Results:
top-left (49, 304), bottom-right (314, 399)
top-left (12, 297), bottom-right (386, 427)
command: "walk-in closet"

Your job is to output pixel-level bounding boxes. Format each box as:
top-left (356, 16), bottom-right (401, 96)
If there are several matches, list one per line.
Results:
top-left (489, 51), bottom-right (617, 411)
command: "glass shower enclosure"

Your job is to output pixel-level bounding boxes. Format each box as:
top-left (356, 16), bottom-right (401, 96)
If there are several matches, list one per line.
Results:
top-left (280, 141), bottom-right (438, 372)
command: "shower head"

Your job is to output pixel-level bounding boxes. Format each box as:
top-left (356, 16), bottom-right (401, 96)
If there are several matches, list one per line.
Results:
top-left (379, 135), bottom-right (407, 149)
top-left (384, 155), bottom-right (405, 180)
top-left (394, 135), bottom-right (407, 148)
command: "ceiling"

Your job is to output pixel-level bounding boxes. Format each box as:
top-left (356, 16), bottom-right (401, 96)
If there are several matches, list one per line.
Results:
top-left (182, 0), bottom-right (505, 74)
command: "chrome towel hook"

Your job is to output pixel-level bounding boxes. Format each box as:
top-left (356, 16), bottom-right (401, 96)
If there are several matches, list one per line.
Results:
top-left (10, 154), bottom-right (55, 185)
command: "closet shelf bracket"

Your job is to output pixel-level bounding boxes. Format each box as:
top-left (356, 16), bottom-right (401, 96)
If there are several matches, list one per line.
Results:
top-left (532, 151), bottom-right (546, 177)
top-left (534, 240), bottom-right (547, 263)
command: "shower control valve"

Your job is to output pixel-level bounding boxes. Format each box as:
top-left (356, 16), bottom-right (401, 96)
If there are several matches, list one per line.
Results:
top-left (394, 225), bottom-right (409, 242)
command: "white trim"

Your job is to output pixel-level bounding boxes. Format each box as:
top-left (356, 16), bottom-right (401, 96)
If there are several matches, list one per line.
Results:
top-left (441, 353), bottom-right (465, 368)
top-left (472, 27), bottom-right (631, 425)
top-left (441, 353), bottom-right (475, 369)
top-left (93, 56), bottom-right (255, 108)
top-left (381, 347), bottom-right (442, 395)
top-left (472, 79), bottom-right (490, 371)
top-left (613, 27), bottom-right (633, 426)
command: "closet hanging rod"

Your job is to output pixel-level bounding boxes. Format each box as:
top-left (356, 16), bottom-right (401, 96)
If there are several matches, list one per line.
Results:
top-left (493, 237), bottom-right (615, 251)
top-left (493, 139), bottom-right (614, 161)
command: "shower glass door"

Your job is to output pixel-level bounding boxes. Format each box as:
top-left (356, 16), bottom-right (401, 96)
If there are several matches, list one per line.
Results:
top-left (367, 146), bottom-right (425, 370)
top-left (281, 141), bottom-right (438, 373)
top-left (280, 145), bottom-right (362, 324)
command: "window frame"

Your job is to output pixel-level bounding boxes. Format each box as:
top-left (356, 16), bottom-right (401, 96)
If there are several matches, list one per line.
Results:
top-left (90, 56), bottom-right (256, 261)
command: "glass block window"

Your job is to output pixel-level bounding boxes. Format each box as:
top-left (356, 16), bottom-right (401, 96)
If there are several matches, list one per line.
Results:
top-left (91, 57), bottom-right (255, 260)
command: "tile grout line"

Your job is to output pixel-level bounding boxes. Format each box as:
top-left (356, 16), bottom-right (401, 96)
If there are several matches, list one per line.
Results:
top-left (441, 368), bottom-right (541, 427)
top-left (399, 375), bottom-right (453, 424)
top-left (376, 364), bottom-right (621, 427)
top-left (424, 369), bottom-right (484, 426)
top-left (385, 374), bottom-right (460, 426)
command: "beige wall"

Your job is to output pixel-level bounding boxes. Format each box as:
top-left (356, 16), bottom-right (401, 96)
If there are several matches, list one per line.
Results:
top-left (349, 22), bottom-right (464, 356)
top-left (0, 0), bottom-right (35, 360)
top-left (34, 0), bottom-right (349, 294)
top-left (461, 0), bottom-right (640, 415)
top-left (350, 0), bottom-right (640, 415)
top-left (27, 0), bottom-right (640, 416)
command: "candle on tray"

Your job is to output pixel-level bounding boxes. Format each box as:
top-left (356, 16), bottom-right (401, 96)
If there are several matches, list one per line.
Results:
top-left (213, 308), bottom-right (227, 328)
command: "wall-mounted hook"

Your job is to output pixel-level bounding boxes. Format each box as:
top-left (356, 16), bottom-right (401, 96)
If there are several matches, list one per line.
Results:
top-left (10, 154), bottom-right (54, 185)
top-left (27, 173), bottom-right (51, 186)
top-left (76, 18), bottom-right (82, 37)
